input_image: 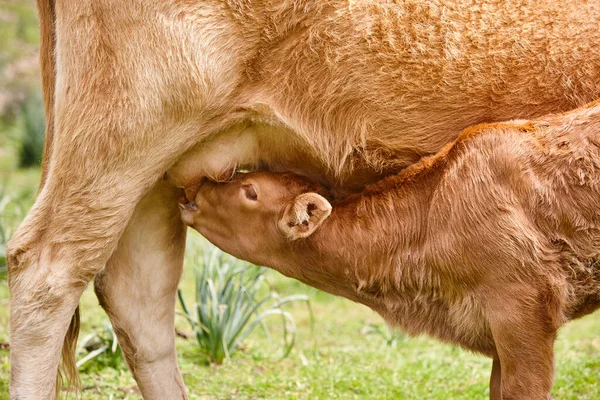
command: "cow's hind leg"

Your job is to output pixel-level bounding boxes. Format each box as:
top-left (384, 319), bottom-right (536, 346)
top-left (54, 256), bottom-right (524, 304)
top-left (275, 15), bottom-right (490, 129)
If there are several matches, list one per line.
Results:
top-left (7, 133), bottom-right (197, 398)
top-left (6, 92), bottom-right (204, 399)
top-left (7, 182), bottom-right (139, 397)
top-left (94, 179), bottom-right (188, 399)
top-left (7, 1), bottom-right (244, 396)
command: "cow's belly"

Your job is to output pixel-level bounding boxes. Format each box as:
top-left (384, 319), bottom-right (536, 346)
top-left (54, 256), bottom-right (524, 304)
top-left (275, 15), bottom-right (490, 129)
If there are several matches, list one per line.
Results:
top-left (168, 119), bottom-right (390, 199)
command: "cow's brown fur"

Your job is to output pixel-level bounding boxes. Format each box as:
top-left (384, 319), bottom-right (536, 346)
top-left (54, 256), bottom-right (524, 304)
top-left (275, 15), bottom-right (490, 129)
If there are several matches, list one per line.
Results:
top-left (8, 0), bottom-right (600, 398)
top-left (184, 102), bottom-right (600, 400)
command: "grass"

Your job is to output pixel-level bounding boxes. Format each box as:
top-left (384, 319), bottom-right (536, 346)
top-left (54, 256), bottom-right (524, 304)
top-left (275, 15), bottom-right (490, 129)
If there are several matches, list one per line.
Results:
top-left (0, 168), bottom-right (600, 399)
top-left (15, 90), bottom-right (45, 168)
top-left (178, 246), bottom-right (312, 364)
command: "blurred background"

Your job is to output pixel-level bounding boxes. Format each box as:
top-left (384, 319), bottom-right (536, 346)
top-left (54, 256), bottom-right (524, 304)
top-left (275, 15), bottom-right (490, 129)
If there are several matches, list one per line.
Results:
top-left (1, 1), bottom-right (600, 399)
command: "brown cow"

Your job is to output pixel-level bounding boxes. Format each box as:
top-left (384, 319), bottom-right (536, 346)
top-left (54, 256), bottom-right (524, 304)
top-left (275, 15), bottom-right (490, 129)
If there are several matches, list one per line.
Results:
top-left (182, 101), bottom-right (600, 400)
top-left (7, 0), bottom-right (600, 398)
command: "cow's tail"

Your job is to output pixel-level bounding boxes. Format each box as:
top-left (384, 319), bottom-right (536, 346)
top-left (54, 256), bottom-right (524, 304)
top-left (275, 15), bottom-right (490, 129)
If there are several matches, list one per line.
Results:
top-left (59, 307), bottom-right (81, 396)
top-left (37, 0), bottom-right (56, 186)
top-left (36, 0), bottom-right (82, 395)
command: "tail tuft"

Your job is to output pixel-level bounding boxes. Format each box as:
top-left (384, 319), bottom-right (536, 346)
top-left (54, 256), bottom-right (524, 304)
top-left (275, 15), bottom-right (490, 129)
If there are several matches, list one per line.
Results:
top-left (57, 306), bottom-right (81, 397)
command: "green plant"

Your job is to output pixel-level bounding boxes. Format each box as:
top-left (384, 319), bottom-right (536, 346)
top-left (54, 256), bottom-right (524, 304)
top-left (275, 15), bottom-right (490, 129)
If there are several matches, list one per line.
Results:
top-left (77, 322), bottom-right (124, 371)
top-left (17, 91), bottom-right (45, 168)
top-left (0, 238), bottom-right (6, 275)
top-left (361, 322), bottom-right (406, 348)
top-left (178, 246), bottom-right (312, 364)
top-left (0, 186), bottom-right (27, 276)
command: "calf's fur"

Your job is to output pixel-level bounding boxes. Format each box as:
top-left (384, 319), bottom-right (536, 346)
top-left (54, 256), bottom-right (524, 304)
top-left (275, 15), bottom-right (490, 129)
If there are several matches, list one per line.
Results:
top-left (184, 101), bottom-right (600, 400)
top-left (8, 0), bottom-right (600, 397)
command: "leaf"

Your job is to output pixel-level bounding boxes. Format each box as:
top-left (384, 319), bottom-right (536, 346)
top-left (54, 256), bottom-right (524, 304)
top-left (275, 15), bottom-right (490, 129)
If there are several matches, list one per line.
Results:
top-left (76, 345), bottom-right (108, 369)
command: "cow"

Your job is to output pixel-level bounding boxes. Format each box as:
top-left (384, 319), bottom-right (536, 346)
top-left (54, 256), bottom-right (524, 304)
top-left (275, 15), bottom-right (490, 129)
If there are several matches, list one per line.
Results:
top-left (7, 0), bottom-right (600, 398)
top-left (181, 100), bottom-right (600, 400)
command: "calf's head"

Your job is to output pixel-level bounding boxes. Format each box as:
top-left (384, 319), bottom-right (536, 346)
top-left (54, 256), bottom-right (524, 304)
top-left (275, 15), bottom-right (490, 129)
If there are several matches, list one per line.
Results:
top-left (180, 171), bottom-right (332, 264)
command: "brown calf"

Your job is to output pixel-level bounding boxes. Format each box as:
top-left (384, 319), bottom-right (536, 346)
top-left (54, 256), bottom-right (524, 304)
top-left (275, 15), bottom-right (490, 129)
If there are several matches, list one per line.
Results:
top-left (8, 0), bottom-right (600, 397)
top-left (183, 102), bottom-right (600, 400)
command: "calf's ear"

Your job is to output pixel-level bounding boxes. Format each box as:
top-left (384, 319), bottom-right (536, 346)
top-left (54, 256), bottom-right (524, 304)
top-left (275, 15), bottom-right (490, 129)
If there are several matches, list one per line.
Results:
top-left (278, 193), bottom-right (332, 240)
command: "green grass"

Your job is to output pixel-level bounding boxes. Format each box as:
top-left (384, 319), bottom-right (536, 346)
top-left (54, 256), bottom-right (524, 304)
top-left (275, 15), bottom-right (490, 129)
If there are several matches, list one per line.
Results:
top-left (2, 265), bottom-right (600, 399)
top-left (0, 169), bottom-right (600, 399)
top-left (177, 246), bottom-right (311, 364)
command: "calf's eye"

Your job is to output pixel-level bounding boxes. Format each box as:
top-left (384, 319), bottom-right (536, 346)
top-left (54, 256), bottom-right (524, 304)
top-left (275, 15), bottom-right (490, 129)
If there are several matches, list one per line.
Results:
top-left (242, 184), bottom-right (258, 201)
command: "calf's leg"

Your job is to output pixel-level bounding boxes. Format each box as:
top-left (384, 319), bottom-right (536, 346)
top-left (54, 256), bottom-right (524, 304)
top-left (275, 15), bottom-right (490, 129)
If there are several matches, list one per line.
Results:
top-left (94, 179), bottom-right (188, 399)
top-left (490, 356), bottom-right (502, 400)
top-left (488, 292), bottom-right (557, 400)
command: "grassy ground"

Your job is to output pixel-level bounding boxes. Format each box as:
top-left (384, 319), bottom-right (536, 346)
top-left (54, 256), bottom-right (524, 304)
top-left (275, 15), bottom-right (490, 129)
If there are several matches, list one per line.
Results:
top-left (1, 169), bottom-right (600, 399)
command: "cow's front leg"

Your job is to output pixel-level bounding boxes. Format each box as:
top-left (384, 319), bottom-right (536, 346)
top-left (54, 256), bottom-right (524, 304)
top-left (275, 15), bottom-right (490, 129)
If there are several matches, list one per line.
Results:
top-left (94, 179), bottom-right (187, 399)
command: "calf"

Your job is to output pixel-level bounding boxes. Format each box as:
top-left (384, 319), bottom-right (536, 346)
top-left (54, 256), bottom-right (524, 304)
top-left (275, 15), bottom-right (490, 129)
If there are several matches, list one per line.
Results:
top-left (181, 102), bottom-right (600, 400)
